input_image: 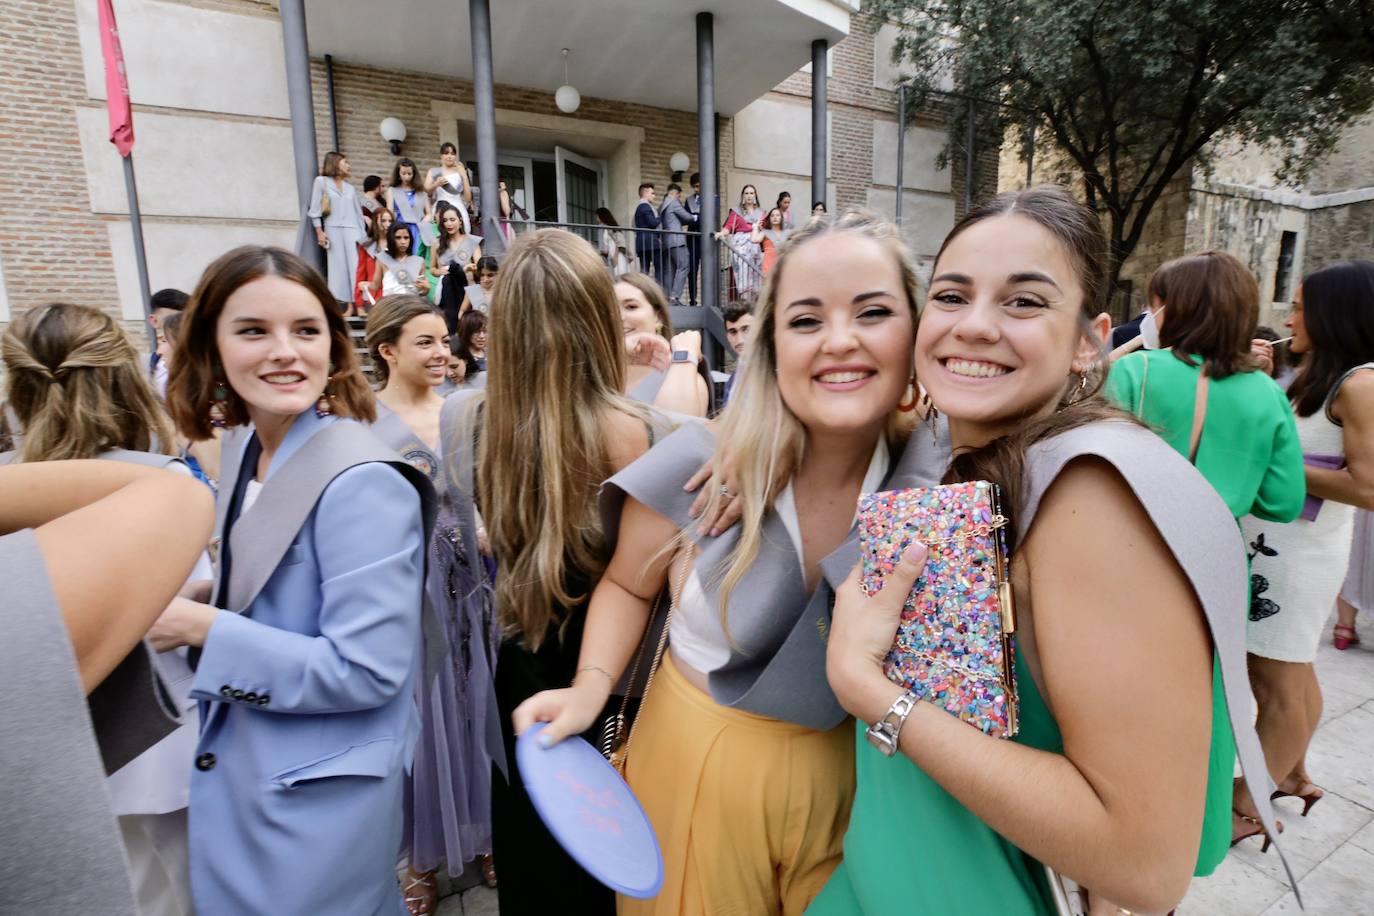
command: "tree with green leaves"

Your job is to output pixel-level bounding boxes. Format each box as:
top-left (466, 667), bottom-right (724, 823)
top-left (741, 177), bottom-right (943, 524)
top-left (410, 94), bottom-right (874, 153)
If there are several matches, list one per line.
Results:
top-left (871, 0), bottom-right (1374, 292)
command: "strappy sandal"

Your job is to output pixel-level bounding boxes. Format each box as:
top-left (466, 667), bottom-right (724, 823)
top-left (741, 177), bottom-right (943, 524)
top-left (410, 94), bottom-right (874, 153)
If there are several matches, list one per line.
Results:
top-left (1231, 809), bottom-right (1282, 853)
top-left (402, 869), bottom-right (438, 916)
top-left (1334, 623), bottom-right (1360, 650)
top-left (1272, 778), bottom-right (1326, 817)
top-left (480, 854), bottom-right (497, 889)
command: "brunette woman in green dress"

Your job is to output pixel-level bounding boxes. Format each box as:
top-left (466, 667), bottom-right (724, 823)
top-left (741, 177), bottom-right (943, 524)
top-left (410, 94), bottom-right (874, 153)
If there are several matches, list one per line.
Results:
top-left (811, 189), bottom-right (1289, 915)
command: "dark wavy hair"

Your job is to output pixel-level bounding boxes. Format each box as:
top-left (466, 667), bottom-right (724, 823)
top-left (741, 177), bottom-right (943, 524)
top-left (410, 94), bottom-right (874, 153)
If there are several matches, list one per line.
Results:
top-left (1287, 260), bottom-right (1374, 418)
top-left (937, 185), bottom-right (1136, 550)
top-left (391, 157), bottom-right (423, 191)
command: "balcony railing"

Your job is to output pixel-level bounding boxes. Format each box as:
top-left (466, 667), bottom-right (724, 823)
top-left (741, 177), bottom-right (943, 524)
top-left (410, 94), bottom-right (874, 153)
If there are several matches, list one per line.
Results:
top-left (497, 217), bottom-right (767, 367)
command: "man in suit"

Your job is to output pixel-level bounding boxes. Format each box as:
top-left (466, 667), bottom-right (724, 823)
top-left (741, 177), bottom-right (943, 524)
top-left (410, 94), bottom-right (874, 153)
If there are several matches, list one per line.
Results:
top-left (633, 183), bottom-right (666, 288)
top-left (686, 173), bottom-right (702, 305)
top-left (659, 183), bottom-right (699, 306)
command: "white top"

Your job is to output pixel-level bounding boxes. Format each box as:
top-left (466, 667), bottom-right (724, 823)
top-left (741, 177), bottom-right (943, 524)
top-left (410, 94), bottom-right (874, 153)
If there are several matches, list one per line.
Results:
top-left (669, 438), bottom-right (891, 674)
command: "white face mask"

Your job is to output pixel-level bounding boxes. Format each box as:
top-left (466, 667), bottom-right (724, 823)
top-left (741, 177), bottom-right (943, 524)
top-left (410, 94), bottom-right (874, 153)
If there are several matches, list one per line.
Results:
top-left (1139, 306), bottom-right (1164, 350)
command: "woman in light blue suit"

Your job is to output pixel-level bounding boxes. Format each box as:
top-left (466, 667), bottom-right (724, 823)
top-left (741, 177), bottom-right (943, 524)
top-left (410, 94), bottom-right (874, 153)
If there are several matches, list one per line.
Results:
top-left (153, 246), bottom-right (435, 916)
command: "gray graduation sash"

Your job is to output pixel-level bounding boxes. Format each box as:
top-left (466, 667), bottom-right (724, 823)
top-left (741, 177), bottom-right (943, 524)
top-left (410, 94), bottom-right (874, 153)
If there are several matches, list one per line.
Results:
top-left (211, 421), bottom-right (444, 686)
top-left (627, 370), bottom-right (666, 405)
top-left (372, 406), bottom-right (440, 482)
top-left (1019, 420), bottom-right (1299, 898)
top-left (88, 449), bottom-right (187, 774)
top-left (378, 253), bottom-right (426, 291)
top-left (599, 417), bottom-right (951, 730)
top-left (395, 191), bottom-right (437, 246)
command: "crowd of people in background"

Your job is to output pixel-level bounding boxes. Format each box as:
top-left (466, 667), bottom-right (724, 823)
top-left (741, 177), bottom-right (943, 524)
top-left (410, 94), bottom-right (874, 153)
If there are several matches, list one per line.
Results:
top-left (3, 175), bottom-right (1373, 916)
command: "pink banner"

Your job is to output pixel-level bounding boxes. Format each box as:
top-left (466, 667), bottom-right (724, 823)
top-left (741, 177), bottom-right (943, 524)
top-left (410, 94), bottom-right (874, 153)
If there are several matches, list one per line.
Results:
top-left (98, 0), bottom-right (134, 157)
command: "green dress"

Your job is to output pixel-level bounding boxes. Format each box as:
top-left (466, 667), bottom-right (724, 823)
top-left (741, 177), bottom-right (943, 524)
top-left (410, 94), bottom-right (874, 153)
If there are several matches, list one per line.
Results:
top-left (808, 380), bottom-right (1302, 914)
top-left (1104, 350), bottom-right (1305, 522)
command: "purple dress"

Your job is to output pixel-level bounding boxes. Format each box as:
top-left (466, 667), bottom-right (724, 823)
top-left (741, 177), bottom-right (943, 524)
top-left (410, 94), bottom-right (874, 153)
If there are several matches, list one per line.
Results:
top-left (403, 502), bottom-right (498, 875)
top-left (372, 405), bottom-right (498, 877)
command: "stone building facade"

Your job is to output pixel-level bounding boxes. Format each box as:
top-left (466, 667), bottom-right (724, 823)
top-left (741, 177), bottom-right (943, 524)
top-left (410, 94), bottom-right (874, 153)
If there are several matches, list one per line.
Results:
top-left (0, 1), bottom-right (992, 343)
top-left (1002, 115), bottom-right (1374, 325)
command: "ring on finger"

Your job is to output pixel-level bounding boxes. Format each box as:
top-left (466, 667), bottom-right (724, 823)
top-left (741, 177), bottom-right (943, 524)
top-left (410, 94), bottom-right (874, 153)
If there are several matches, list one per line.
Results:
top-left (719, 484), bottom-right (735, 500)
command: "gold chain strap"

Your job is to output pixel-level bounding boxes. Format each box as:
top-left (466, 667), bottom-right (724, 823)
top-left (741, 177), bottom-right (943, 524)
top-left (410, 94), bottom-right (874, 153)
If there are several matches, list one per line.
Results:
top-left (913, 514), bottom-right (1009, 548)
top-left (602, 552), bottom-right (690, 773)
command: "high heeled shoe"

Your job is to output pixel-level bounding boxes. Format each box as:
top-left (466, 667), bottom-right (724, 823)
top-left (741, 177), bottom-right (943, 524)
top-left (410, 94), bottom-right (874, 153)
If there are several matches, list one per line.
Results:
top-left (1231, 810), bottom-right (1282, 853)
top-left (1334, 623), bottom-right (1360, 650)
top-left (1272, 780), bottom-right (1325, 817)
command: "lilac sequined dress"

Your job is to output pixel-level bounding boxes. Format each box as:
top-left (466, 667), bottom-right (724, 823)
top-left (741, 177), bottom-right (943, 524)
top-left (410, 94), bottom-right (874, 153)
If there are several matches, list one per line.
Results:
top-left (372, 404), bottom-right (500, 878)
top-left (404, 501), bottom-right (500, 875)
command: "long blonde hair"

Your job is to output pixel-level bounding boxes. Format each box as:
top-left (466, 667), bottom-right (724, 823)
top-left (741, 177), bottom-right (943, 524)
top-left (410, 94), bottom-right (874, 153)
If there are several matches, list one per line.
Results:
top-left (477, 229), bottom-right (650, 649)
top-left (698, 210), bottom-right (922, 622)
top-left (2, 303), bottom-right (175, 461)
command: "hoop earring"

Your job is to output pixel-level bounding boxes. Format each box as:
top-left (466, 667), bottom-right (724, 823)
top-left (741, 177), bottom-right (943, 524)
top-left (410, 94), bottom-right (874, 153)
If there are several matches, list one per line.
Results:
top-left (315, 364), bottom-right (336, 418)
top-left (896, 375), bottom-right (919, 412)
top-left (1065, 372), bottom-right (1089, 408)
top-left (208, 367), bottom-right (230, 429)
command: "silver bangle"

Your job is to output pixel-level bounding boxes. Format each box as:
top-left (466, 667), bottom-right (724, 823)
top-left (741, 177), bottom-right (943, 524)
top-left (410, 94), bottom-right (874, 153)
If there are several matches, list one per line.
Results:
top-left (865, 691), bottom-right (920, 757)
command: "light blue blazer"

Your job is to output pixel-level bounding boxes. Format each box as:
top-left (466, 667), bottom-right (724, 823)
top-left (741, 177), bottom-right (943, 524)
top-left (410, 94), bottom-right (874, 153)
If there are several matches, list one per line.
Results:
top-left (187, 410), bottom-right (426, 916)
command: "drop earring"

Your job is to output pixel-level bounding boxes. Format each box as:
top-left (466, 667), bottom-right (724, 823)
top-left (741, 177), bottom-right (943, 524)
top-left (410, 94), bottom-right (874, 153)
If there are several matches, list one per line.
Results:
top-left (896, 374), bottom-right (919, 412)
top-left (315, 363), bottom-right (336, 417)
top-left (208, 367), bottom-right (230, 428)
top-left (1064, 371), bottom-right (1089, 408)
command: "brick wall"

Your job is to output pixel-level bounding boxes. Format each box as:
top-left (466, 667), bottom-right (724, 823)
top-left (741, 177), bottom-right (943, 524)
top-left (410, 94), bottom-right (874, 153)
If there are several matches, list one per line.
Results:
top-left (311, 58), bottom-right (716, 225)
top-left (0, 0), bottom-right (119, 318)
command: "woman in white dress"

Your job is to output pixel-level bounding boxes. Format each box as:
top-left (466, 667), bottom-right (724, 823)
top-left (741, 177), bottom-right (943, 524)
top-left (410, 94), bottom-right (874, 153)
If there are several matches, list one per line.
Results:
top-left (1237, 259), bottom-right (1374, 826)
top-left (426, 143), bottom-right (474, 235)
top-left (370, 223), bottom-right (431, 300)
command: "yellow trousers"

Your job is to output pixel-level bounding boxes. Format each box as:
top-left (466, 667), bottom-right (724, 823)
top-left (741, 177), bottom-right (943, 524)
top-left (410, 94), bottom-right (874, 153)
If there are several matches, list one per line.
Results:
top-left (619, 654), bottom-right (855, 916)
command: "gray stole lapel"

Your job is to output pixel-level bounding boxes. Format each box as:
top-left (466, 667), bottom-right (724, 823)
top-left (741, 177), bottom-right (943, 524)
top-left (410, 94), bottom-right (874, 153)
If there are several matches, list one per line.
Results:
top-left (1018, 420), bottom-right (1299, 899)
top-left (215, 422), bottom-right (445, 685)
top-left (87, 449), bottom-right (188, 773)
top-left (598, 415), bottom-right (951, 730)
top-left (396, 189), bottom-right (427, 225)
top-left (438, 391), bottom-right (507, 775)
top-left (372, 406), bottom-right (439, 482)
top-left (627, 369), bottom-right (666, 405)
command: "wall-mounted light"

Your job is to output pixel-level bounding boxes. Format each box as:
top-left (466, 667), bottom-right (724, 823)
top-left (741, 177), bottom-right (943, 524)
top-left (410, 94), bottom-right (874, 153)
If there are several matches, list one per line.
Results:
top-left (555, 48), bottom-right (581, 114)
top-left (380, 117), bottom-right (407, 155)
top-left (669, 152), bottom-right (690, 173)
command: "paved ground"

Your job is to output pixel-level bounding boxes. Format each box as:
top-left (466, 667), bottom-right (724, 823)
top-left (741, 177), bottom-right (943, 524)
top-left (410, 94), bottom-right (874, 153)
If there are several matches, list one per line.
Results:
top-left (1180, 614), bottom-right (1374, 915)
top-left (434, 615), bottom-right (1374, 915)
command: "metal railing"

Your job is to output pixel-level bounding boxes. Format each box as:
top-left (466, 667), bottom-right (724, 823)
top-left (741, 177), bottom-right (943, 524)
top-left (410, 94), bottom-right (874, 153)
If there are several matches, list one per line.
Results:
top-left (496, 217), bottom-right (768, 368)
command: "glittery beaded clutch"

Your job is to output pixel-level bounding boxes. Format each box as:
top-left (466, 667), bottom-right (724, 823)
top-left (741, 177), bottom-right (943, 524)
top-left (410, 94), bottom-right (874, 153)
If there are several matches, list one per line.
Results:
top-left (857, 482), bottom-right (1019, 739)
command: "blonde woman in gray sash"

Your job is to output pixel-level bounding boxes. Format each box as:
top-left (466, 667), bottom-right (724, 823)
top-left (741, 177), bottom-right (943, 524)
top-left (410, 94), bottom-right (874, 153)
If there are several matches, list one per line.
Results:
top-left (515, 212), bottom-right (941, 915)
top-left (371, 222), bottom-right (431, 300)
top-left (388, 157), bottom-right (434, 255)
top-left (309, 152), bottom-right (368, 306)
top-left (426, 142), bottom-right (473, 235)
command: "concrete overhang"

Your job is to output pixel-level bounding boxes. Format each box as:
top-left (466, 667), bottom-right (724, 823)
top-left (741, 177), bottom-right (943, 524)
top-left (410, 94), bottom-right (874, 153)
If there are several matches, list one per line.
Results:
top-left (303, 0), bottom-right (854, 116)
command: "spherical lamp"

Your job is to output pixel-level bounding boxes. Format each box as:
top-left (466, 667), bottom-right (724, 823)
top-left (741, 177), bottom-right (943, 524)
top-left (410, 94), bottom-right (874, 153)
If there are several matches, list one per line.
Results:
top-left (555, 48), bottom-right (581, 114)
top-left (379, 117), bottom-right (407, 156)
top-left (669, 152), bottom-right (691, 173)
top-left (555, 84), bottom-right (581, 114)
